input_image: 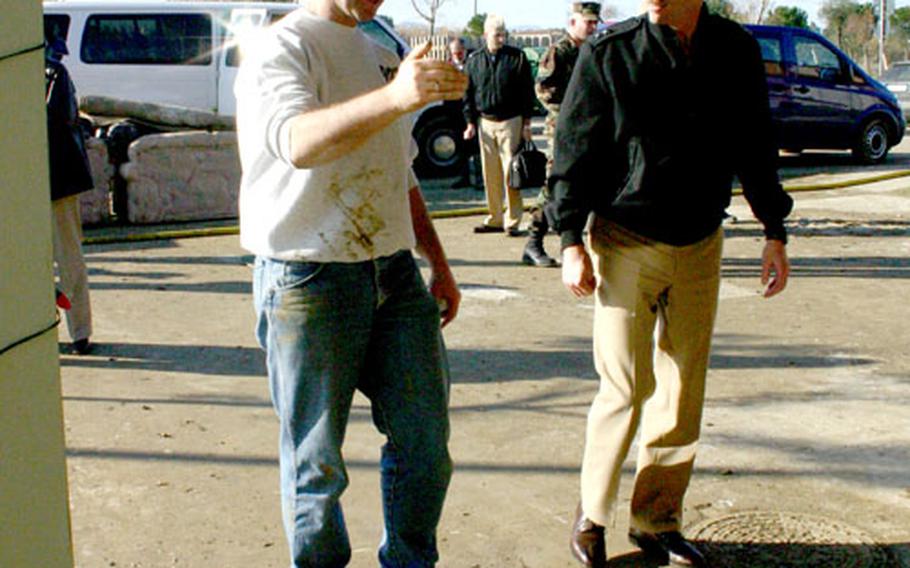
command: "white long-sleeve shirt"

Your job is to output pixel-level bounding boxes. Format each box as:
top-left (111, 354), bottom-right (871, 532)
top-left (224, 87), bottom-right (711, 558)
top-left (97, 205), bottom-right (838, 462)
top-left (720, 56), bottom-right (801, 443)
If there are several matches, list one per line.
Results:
top-left (235, 7), bottom-right (417, 262)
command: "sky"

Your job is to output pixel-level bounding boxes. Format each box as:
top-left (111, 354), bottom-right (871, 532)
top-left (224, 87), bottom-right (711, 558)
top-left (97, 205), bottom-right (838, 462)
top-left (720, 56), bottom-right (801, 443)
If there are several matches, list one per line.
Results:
top-left (377, 0), bottom-right (905, 32)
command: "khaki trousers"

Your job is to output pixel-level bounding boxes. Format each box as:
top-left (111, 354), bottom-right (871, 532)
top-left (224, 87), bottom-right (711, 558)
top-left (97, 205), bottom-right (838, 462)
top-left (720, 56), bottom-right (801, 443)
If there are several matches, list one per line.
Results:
top-left (53, 194), bottom-right (93, 342)
top-left (478, 116), bottom-right (524, 230)
top-left (581, 218), bottom-right (722, 533)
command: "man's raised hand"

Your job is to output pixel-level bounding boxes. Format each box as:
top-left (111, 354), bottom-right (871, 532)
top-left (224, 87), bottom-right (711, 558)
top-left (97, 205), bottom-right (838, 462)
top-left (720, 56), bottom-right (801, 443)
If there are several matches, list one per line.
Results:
top-left (388, 41), bottom-right (468, 113)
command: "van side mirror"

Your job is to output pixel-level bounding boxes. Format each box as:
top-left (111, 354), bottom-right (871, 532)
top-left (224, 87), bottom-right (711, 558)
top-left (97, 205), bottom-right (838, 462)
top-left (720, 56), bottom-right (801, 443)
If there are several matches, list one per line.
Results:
top-left (818, 66), bottom-right (842, 83)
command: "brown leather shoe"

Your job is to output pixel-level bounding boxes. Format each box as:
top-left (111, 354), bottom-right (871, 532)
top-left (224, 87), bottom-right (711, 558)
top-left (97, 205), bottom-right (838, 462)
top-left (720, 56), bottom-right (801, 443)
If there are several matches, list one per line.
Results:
top-left (570, 504), bottom-right (606, 567)
top-left (628, 529), bottom-right (707, 567)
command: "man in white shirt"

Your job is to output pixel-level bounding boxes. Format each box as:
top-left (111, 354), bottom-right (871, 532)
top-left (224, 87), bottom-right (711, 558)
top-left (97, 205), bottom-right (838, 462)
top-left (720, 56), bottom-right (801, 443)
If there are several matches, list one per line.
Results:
top-left (234, 1), bottom-right (466, 565)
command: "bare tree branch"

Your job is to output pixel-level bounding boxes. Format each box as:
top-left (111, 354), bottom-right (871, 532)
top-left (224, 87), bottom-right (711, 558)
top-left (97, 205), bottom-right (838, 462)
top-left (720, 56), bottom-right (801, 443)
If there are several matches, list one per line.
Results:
top-left (409, 0), bottom-right (454, 36)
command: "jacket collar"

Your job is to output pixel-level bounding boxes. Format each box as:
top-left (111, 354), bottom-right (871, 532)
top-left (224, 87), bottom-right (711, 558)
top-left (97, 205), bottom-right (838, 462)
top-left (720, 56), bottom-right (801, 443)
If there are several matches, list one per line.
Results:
top-left (644, 5), bottom-right (714, 65)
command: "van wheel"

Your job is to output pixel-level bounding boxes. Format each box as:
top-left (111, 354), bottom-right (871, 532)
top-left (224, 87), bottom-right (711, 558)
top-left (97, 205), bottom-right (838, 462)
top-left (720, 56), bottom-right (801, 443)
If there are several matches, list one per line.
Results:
top-left (853, 119), bottom-right (890, 164)
top-left (413, 114), bottom-right (466, 179)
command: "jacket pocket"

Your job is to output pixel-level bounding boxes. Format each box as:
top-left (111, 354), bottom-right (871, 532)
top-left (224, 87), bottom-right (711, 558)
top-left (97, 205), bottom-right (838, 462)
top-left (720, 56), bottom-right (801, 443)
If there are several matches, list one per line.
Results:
top-left (615, 136), bottom-right (677, 206)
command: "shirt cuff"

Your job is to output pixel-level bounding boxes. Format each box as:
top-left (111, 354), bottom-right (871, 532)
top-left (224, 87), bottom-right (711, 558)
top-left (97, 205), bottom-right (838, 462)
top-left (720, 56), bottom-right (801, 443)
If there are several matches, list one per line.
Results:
top-left (560, 229), bottom-right (585, 251)
top-left (763, 221), bottom-right (788, 244)
top-left (277, 119), bottom-right (294, 166)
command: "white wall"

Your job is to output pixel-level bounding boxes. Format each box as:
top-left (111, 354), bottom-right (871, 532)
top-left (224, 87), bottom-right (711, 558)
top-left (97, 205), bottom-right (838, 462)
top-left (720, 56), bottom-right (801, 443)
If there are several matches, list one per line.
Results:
top-left (0, 1), bottom-right (75, 566)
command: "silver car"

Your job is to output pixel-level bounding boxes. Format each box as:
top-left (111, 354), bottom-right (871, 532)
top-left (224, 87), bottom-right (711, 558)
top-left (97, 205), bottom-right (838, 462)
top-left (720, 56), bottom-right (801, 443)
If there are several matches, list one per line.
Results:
top-left (882, 61), bottom-right (910, 120)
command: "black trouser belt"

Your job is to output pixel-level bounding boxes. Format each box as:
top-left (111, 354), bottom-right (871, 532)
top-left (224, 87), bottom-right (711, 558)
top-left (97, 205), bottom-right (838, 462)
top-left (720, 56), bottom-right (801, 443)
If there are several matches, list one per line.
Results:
top-left (480, 113), bottom-right (518, 122)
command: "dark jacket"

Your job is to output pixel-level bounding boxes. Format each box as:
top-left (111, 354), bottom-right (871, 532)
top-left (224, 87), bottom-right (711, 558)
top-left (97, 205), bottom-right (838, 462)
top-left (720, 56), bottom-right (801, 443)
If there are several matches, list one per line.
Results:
top-left (463, 45), bottom-right (535, 124)
top-left (46, 58), bottom-right (94, 201)
top-left (550, 9), bottom-right (793, 248)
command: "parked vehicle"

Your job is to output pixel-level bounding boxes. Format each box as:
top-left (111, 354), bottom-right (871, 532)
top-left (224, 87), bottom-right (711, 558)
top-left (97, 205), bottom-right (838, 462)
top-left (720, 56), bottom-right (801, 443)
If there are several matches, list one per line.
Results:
top-left (881, 61), bottom-right (910, 121)
top-left (745, 25), bottom-right (905, 164)
top-left (42, 0), bottom-right (471, 178)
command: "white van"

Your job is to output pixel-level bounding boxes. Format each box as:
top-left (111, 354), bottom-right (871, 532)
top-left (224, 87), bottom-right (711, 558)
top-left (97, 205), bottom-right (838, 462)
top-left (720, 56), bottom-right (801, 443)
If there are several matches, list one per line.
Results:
top-left (42, 1), bottom-right (473, 177)
top-left (43, 1), bottom-right (410, 115)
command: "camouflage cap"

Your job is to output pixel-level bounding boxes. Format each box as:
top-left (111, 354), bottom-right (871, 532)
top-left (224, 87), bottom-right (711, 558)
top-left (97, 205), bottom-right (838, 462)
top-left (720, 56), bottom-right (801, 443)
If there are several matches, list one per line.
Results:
top-left (571, 2), bottom-right (601, 21)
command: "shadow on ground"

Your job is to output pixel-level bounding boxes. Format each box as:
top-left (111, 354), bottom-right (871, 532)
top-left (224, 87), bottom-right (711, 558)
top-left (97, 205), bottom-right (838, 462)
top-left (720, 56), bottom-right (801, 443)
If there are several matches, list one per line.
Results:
top-left (608, 540), bottom-right (902, 567)
top-left (57, 334), bottom-right (875, 381)
top-left (722, 253), bottom-right (910, 279)
top-left (725, 219), bottom-right (910, 240)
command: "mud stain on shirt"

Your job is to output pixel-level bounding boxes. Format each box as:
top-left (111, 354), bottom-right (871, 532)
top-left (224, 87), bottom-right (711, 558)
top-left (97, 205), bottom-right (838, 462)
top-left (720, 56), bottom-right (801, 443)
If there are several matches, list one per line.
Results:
top-left (328, 168), bottom-right (388, 259)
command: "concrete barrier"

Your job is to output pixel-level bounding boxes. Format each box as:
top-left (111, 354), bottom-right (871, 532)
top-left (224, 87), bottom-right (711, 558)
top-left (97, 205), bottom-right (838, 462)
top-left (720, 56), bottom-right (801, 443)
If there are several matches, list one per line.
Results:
top-left (80, 137), bottom-right (113, 225)
top-left (120, 131), bottom-right (240, 224)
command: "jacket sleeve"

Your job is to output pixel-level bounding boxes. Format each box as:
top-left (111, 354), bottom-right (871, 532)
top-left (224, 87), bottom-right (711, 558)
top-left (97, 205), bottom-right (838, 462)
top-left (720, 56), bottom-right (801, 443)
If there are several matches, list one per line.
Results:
top-left (46, 63), bottom-right (78, 128)
top-left (534, 44), bottom-right (563, 105)
top-left (549, 42), bottom-right (614, 249)
top-left (735, 34), bottom-right (792, 242)
top-left (462, 60), bottom-right (478, 125)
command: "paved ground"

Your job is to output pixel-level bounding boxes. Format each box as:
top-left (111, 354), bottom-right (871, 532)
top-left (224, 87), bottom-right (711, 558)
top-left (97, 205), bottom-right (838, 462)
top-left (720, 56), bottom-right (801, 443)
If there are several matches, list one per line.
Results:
top-left (63, 164), bottom-right (910, 567)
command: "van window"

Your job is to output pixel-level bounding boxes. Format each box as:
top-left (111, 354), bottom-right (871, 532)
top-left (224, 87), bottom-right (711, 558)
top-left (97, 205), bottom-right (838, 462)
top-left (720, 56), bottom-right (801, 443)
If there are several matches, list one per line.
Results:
top-left (793, 36), bottom-right (842, 82)
top-left (81, 14), bottom-right (212, 65)
top-left (359, 20), bottom-right (405, 58)
top-left (44, 14), bottom-right (71, 43)
top-left (755, 36), bottom-right (784, 77)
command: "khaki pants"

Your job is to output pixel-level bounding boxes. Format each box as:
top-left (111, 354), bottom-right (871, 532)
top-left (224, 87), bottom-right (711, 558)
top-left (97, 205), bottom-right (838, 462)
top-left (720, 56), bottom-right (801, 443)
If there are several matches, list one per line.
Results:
top-left (581, 218), bottom-right (722, 533)
top-left (478, 116), bottom-right (524, 230)
top-left (53, 194), bottom-right (93, 342)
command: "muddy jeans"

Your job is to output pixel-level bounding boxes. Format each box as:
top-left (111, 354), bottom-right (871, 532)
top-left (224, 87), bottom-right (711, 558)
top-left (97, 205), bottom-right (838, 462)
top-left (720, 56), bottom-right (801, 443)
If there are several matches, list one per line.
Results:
top-left (253, 250), bottom-right (452, 567)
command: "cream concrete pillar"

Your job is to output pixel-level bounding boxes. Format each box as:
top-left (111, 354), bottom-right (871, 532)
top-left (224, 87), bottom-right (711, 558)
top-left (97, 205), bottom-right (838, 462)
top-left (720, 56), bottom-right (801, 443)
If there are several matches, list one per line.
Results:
top-left (0, 2), bottom-right (75, 566)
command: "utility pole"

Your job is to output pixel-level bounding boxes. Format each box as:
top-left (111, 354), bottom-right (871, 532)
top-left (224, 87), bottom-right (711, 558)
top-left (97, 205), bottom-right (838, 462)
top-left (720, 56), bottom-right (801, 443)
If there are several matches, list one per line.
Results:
top-left (474, 0), bottom-right (477, 16)
top-left (879, 0), bottom-right (887, 76)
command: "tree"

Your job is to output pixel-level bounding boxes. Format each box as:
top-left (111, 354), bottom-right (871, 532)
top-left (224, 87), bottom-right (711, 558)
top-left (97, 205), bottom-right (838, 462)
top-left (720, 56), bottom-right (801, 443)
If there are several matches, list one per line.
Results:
top-left (821, 0), bottom-right (861, 47)
top-left (820, 0), bottom-right (877, 69)
top-left (887, 6), bottom-right (910, 62)
top-left (891, 6), bottom-right (910, 37)
top-left (765, 6), bottom-right (810, 28)
top-left (410, 0), bottom-right (454, 36)
top-left (739, 0), bottom-right (773, 23)
top-left (704, 0), bottom-right (738, 20)
top-left (464, 13), bottom-right (486, 39)
top-left (843, 3), bottom-right (876, 69)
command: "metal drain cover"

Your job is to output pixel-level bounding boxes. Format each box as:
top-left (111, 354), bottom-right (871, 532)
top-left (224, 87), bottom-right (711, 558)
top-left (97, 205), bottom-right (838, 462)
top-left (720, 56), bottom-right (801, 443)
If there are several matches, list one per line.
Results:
top-left (686, 512), bottom-right (893, 567)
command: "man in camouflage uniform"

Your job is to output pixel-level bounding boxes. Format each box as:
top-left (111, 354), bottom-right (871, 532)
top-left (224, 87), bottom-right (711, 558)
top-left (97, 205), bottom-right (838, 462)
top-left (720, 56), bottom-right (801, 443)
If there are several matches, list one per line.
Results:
top-left (522, 2), bottom-right (600, 267)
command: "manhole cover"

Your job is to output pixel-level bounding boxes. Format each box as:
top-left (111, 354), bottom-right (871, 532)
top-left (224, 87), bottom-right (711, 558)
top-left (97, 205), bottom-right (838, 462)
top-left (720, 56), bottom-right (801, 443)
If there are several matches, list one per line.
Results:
top-left (686, 512), bottom-right (893, 567)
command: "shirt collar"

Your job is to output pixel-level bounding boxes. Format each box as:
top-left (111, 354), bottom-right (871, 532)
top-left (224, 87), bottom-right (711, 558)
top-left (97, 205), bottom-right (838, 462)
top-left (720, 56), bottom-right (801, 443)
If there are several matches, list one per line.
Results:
top-left (645, 4), bottom-right (711, 62)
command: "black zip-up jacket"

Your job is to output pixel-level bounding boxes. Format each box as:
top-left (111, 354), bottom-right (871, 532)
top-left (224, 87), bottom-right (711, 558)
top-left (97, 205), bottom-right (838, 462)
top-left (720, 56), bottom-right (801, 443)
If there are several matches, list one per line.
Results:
top-left (550, 9), bottom-right (793, 248)
top-left (463, 45), bottom-right (535, 124)
top-left (46, 58), bottom-right (94, 201)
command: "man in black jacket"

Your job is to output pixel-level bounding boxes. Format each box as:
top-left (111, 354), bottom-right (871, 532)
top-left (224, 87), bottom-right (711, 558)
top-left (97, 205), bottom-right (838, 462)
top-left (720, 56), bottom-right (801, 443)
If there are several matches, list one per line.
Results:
top-left (550, 0), bottom-right (793, 566)
top-left (46, 39), bottom-right (95, 355)
top-left (463, 15), bottom-right (535, 235)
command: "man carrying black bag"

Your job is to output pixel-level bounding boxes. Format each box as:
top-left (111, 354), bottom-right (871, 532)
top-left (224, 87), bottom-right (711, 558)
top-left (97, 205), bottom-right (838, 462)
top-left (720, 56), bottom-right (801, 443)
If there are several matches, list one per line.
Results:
top-left (463, 14), bottom-right (536, 236)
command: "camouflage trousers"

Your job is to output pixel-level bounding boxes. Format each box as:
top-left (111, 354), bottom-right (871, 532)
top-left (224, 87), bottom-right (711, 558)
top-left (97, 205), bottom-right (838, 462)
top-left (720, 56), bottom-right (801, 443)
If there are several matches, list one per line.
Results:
top-left (529, 109), bottom-right (558, 236)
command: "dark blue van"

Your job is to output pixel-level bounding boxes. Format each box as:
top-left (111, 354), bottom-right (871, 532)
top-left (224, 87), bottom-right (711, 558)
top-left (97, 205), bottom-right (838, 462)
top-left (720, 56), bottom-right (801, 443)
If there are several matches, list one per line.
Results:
top-left (745, 25), bottom-right (905, 164)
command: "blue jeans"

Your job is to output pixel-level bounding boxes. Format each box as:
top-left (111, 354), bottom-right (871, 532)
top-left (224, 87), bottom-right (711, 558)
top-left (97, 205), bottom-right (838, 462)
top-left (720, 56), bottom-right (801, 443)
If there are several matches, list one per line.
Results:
top-left (253, 250), bottom-right (453, 568)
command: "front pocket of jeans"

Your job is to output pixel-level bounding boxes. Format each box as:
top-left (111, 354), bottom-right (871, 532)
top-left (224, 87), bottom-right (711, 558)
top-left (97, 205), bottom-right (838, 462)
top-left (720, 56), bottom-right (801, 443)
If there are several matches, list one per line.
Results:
top-left (273, 261), bottom-right (325, 292)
